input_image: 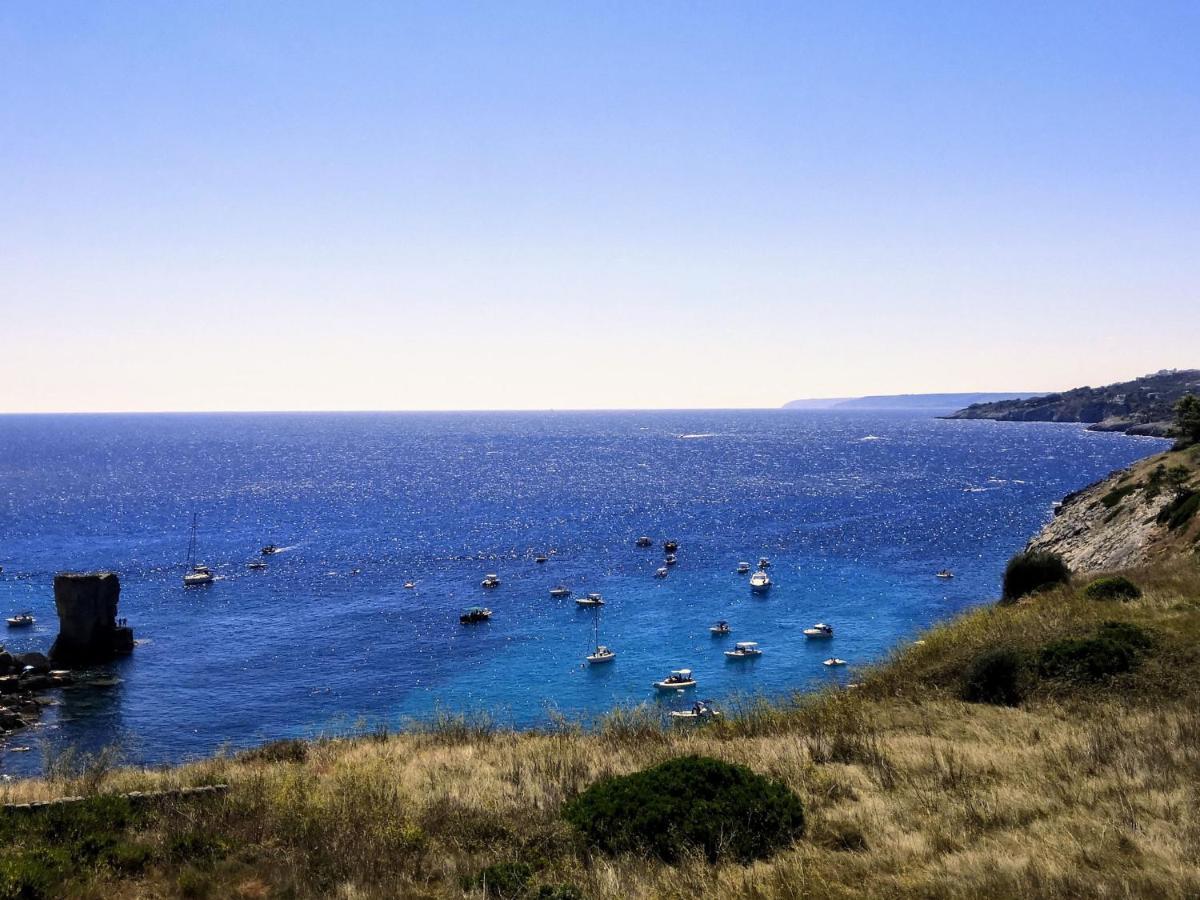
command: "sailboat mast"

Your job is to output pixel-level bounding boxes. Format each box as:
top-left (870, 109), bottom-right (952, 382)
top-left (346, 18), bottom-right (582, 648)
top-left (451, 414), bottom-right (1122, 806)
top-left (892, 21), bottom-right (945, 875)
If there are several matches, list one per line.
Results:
top-left (187, 513), bottom-right (198, 568)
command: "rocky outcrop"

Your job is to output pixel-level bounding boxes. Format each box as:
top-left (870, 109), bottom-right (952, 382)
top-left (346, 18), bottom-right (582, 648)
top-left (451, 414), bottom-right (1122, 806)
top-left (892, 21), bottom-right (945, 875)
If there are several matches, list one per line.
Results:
top-left (1027, 449), bottom-right (1200, 573)
top-left (48, 572), bottom-right (134, 665)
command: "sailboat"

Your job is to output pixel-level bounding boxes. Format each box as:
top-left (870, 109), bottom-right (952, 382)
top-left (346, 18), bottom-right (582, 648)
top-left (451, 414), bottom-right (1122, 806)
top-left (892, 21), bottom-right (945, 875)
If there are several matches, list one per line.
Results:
top-left (183, 513), bottom-right (215, 587)
top-left (586, 609), bottom-right (615, 664)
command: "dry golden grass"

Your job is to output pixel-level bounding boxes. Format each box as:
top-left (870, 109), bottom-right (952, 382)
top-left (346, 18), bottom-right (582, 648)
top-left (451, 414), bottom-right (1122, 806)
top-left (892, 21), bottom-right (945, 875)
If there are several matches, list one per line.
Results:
top-left (3, 558), bottom-right (1199, 898)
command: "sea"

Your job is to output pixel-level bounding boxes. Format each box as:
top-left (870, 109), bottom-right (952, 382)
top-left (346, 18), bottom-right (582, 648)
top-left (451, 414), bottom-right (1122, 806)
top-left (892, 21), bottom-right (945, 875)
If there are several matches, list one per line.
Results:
top-left (0, 410), bottom-right (1167, 775)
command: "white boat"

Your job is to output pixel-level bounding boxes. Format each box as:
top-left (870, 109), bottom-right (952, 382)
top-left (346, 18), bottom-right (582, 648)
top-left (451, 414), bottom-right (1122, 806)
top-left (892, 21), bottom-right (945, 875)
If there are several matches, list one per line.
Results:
top-left (6, 612), bottom-right (34, 628)
top-left (749, 570), bottom-right (771, 592)
top-left (575, 592), bottom-right (604, 606)
top-left (246, 561), bottom-right (267, 570)
top-left (534, 555), bottom-right (548, 564)
top-left (758, 556), bottom-right (771, 569)
top-left (403, 581), bottom-right (416, 589)
top-left (481, 573), bottom-right (501, 588)
top-left (260, 544), bottom-right (279, 556)
top-left (724, 641), bottom-right (762, 659)
top-left (709, 620), bottom-right (732, 635)
top-left (653, 668), bottom-right (696, 690)
top-left (653, 567), bottom-right (669, 579)
top-left (664, 553), bottom-right (678, 566)
top-left (182, 514), bottom-right (215, 587)
top-left (936, 569), bottom-right (954, 579)
top-left (587, 645), bottom-right (616, 663)
top-left (586, 610), bottom-right (616, 663)
top-left (824, 657), bottom-right (847, 667)
top-left (736, 561), bottom-right (750, 574)
top-left (670, 699), bottom-right (721, 720)
top-left (635, 536), bottom-right (653, 548)
top-left (803, 622), bottom-right (834, 638)
top-left (549, 585), bottom-right (571, 598)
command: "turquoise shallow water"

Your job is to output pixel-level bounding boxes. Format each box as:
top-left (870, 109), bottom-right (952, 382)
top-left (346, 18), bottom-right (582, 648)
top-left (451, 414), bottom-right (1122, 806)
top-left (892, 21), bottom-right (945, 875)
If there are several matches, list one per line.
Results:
top-left (0, 410), bottom-right (1165, 774)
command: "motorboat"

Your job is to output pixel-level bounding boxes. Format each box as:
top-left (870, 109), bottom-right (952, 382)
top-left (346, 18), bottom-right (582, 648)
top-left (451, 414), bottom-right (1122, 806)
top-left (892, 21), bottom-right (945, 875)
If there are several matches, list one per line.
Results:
top-left (664, 553), bottom-right (678, 566)
top-left (823, 657), bottom-right (847, 667)
top-left (182, 514), bottom-right (215, 587)
top-left (724, 641), bottom-right (762, 659)
top-left (587, 645), bottom-right (616, 664)
top-left (936, 569), bottom-right (954, 579)
top-left (803, 623), bottom-right (834, 638)
top-left (575, 592), bottom-right (605, 606)
top-left (459, 607), bottom-right (492, 624)
top-left (709, 620), bottom-right (732, 636)
top-left (635, 536), bottom-right (653, 548)
top-left (653, 567), bottom-right (669, 579)
top-left (749, 570), bottom-right (771, 592)
top-left (6, 612), bottom-right (34, 628)
top-left (670, 699), bottom-right (721, 720)
top-left (261, 544), bottom-right (279, 556)
top-left (549, 585), bottom-right (572, 598)
top-left (736, 561), bottom-right (750, 574)
top-left (653, 668), bottom-right (696, 690)
top-left (534, 555), bottom-right (548, 564)
top-left (403, 581), bottom-right (416, 589)
top-left (757, 556), bottom-right (771, 569)
top-left (247, 561), bottom-right (268, 570)
top-left (481, 573), bottom-right (501, 588)
top-left (663, 540), bottom-right (679, 554)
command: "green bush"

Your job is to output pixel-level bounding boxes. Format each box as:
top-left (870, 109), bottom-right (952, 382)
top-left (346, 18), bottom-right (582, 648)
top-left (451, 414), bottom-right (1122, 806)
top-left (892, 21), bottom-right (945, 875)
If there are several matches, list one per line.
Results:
top-left (1038, 637), bottom-right (1135, 683)
top-left (1101, 484), bottom-right (1138, 508)
top-left (1157, 490), bottom-right (1199, 530)
top-left (563, 755), bottom-right (805, 863)
top-left (465, 862), bottom-right (534, 898)
top-left (1082, 576), bottom-right (1142, 602)
top-left (960, 648), bottom-right (1025, 706)
top-left (1002, 551), bottom-right (1071, 602)
top-left (240, 738), bottom-right (309, 764)
top-left (1096, 620), bottom-right (1155, 653)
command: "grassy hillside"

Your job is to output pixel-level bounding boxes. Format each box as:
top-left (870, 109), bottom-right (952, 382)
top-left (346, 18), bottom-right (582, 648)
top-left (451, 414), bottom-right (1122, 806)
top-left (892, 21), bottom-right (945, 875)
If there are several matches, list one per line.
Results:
top-left (3, 465), bottom-right (1200, 898)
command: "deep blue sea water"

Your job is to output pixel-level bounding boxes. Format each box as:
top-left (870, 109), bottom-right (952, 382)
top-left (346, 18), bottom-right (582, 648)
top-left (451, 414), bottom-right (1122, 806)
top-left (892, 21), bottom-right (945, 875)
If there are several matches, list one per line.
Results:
top-left (0, 411), bottom-right (1166, 775)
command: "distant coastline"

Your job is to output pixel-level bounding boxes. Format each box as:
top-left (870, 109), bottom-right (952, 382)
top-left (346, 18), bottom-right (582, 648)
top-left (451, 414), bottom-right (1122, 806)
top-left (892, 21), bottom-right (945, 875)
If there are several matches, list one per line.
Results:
top-left (783, 391), bottom-right (1037, 412)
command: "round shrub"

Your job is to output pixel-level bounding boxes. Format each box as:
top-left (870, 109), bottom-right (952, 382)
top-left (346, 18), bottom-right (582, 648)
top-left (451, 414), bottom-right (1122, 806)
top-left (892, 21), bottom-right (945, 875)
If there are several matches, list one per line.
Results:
top-left (960, 648), bottom-right (1025, 706)
top-left (1037, 637), bottom-right (1136, 683)
top-left (563, 755), bottom-right (805, 863)
top-left (1082, 576), bottom-right (1142, 602)
top-left (1002, 551), bottom-right (1071, 602)
top-left (1096, 620), bottom-right (1154, 653)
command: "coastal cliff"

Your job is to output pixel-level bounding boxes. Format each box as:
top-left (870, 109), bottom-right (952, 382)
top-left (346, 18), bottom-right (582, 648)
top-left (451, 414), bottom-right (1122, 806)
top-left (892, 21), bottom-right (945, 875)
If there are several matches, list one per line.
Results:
top-left (1026, 444), bottom-right (1200, 572)
top-left (943, 369), bottom-right (1200, 436)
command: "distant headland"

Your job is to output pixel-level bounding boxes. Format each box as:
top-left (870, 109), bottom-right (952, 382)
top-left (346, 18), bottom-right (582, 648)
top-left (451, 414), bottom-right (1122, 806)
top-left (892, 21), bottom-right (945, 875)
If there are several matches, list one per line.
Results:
top-left (942, 369), bottom-right (1200, 437)
top-left (783, 391), bottom-right (1037, 412)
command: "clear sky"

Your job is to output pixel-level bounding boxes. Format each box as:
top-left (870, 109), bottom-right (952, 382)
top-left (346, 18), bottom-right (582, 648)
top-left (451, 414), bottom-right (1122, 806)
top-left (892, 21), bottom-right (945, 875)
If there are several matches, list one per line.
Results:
top-left (1, 2), bottom-right (1197, 412)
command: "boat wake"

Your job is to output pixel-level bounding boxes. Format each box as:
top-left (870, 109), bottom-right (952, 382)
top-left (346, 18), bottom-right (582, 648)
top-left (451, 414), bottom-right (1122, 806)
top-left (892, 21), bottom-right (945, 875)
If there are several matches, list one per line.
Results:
top-left (678, 433), bottom-right (718, 439)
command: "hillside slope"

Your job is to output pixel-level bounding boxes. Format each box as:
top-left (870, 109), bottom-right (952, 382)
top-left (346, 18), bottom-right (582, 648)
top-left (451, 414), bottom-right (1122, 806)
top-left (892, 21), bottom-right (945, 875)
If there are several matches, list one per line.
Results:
top-left (944, 369), bottom-right (1200, 436)
top-left (1027, 444), bottom-right (1200, 572)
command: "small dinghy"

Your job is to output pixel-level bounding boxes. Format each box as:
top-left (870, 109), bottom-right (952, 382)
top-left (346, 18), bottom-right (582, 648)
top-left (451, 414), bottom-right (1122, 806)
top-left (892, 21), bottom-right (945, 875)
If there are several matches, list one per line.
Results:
top-left (459, 607), bottom-right (492, 624)
top-left (575, 592), bottom-right (605, 606)
top-left (936, 569), bottom-right (954, 579)
top-left (260, 544), bottom-right (279, 556)
top-left (803, 622), bottom-right (834, 638)
top-left (664, 553), bottom-right (678, 566)
top-left (6, 612), bottom-right (34, 628)
top-left (653, 567), bottom-right (669, 579)
top-left (635, 536), bottom-right (653, 548)
top-left (736, 561), bottom-right (750, 574)
top-left (481, 573), bottom-right (501, 588)
top-left (823, 657), bottom-right (847, 667)
top-left (663, 540), bottom-right (679, 554)
top-left (653, 668), bottom-right (696, 690)
top-left (534, 555), bottom-right (548, 564)
top-left (757, 556), bottom-right (771, 569)
top-left (403, 581), bottom-right (416, 589)
top-left (709, 620), bottom-right (732, 636)
top-left (549, 585), bottom-right (572, 598)
top-left (247, 561), bottom-right (267, 570)
top-left (724, 641), bottom-right (762, 659)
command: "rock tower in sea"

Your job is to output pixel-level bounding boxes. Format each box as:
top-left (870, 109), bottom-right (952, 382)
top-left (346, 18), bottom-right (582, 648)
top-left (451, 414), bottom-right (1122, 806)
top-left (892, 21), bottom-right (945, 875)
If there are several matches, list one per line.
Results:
top-left (49, 572), bottom-right (135, 665)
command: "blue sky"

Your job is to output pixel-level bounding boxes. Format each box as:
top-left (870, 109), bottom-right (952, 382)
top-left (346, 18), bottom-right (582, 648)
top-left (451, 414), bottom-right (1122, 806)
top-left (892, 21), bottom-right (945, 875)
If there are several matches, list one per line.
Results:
top-left (1, 2), bottom-right (1197, 411)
